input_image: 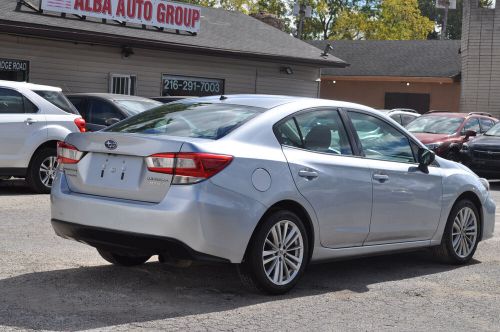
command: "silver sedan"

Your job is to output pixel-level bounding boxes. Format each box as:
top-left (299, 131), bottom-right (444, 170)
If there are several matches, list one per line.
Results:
top-left (51, 95), bottom-right (496, 294)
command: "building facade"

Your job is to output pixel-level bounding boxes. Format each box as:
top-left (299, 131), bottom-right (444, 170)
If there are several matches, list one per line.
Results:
top-left (461, 0), bottom-right (500, 117)
top-left (0, 0), bottom-right (345, 98)
top-left (311, 40), bottom-right (462, 114)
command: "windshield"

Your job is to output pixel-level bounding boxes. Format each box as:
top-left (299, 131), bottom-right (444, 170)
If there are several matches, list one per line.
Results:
top-left (485, 123), bottom-right (500, 136)
top-left (105, 102), bottom-right (265, 140)
top-left (406, 115), bottom-right (463, 135)
top-left (114, 99), bottom-right (163, 115)
top-left (34, 90), bottom-right (79, 115)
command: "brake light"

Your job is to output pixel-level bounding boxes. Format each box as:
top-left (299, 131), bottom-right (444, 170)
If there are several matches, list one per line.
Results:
top-left (74, 117), bottom-right (86, 133)
top-left (57, 141), bottom-right (83, 164)
top-left (145, 153), bottom-right (233, 184)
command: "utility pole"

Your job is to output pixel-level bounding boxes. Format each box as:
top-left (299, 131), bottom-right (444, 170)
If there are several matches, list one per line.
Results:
top-left (293, 1), bottom-right (312, 40)
top-left (441, 0), bottom-right (450, 40)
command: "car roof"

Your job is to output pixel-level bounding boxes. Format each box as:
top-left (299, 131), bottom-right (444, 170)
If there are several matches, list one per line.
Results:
top-left (66, 93), bottom-right (160, 102)
top-left (423, 112), bottom-right (497, 120)
top-left (0, 80), bottom-right (61, 91)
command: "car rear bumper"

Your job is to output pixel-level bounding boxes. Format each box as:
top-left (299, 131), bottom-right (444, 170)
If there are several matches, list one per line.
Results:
top-left (51, 219), bottom-right (229, 262)
top-left (51, 171), bottom-right (267, 263)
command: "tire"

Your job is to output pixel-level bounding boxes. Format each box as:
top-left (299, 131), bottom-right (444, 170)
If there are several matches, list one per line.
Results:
top-left (238, 210), bottom-right (309, 295)
top-left (97, 249), bottom-right (151, 266)
top-left (26, 148), bottom-right (58, 194)
top-left (432, 199), bottom-right (480, 264)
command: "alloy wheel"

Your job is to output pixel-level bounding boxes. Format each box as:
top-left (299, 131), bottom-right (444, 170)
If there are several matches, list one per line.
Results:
top-left (452, 207), bottom-right (478, 258)
top-left (262, 220), bottom-right (304, 286)
top-left (39, 156), bottom-right (58, 188)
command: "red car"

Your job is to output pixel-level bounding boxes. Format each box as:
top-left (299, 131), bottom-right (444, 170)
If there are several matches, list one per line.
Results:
top-left (406, 112), bottom-right (498, 160)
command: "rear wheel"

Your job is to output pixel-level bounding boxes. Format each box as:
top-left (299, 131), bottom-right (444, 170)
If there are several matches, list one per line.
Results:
top-left (26, 148), bottom-right (58, 194)
top-left (432, 199), bottom-right (480, 264)
top-left (238, 210), bottom-right (309, 295)
top-left (97, 249), bottom-right (151, 266)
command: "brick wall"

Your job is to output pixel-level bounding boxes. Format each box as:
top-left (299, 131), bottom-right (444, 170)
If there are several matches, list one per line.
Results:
top-left (461, 0), bottom-right (500, 117)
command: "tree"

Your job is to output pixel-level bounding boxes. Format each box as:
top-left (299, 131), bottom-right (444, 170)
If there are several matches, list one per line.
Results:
top-left (419, 0), bottom-right (493, 40)
top-left (329, 0), bottom-right (435, 40)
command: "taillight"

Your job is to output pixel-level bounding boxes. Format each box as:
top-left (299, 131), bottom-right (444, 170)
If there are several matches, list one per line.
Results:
top-left (145, 153), bottom-right (233, 184)
top-left (74, 117), bottom-right (86, 133)
top-left (57, 141), bottom-right (83, 164)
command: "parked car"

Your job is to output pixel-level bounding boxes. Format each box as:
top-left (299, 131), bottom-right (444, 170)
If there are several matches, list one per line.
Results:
top-left (66, 93), bottom-right (162, 132)
top-left (51, 95), bottom-right (495, 294)
top-left (150, 96), bottom-right (194, 104)
top-left (379, 108), bottom-right (420, 126)
top-left (0, 80), bottom-right (85, 193)
top-left (461, 122), bottom-right (500, 178)
top-left (406, 112), bottom-right (498, 161)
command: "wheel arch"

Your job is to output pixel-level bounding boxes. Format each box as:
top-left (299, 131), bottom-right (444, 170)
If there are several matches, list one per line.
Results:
top-left (27, 140), bottom-right (59, 170)
top-left (454, 191), bottom-right (483, 240)
top-left (244, 199), bottom-right (315, 262)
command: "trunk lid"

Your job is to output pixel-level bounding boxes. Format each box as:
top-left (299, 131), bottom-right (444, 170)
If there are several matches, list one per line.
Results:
top-left (62, 132), bottom-right (185, 203)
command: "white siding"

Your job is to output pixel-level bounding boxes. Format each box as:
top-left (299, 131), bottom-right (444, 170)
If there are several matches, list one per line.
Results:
top-left (0, 34), bottom-right (321, 98)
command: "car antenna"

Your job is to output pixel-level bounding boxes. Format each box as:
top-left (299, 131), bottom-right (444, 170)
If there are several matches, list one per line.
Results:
top-left (220, 95), bottom-right (228, 101)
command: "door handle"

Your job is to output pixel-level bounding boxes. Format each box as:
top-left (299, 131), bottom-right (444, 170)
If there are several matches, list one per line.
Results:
top-left (25, 118), bottom-right (37, 125)
top-left (298, 169), bottom-right (319, 179)
top-left (373, 173), bottom-right (389, 182)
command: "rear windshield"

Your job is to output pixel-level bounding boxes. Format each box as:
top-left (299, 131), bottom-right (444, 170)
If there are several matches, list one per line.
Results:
top-left (105, 102), bottom-right (265, 139)
top-left (114, 99), bottom-right (163, 115)
top-left (34, 90), bottom-right (79, 115)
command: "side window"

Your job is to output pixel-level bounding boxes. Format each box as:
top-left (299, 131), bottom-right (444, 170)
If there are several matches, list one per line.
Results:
top-left (88, 98), bottom-right (124, 126)
top-left (0, 88), bottom-right (25, 114)
top-left (23, 96), bottom-right (38, 113)
top-left (401, 115), bottom-right (417, 126)
top-left (479, 118), bottom-right (495, 133)
top-left (390, 114), bottom-right (402, 125)
top-left (462, 118), bottom-right (480, 134)
top-left (275, 110), bottom-right (353, 155)
top-left (68, 97), bottom-right (88, 119)
top-left (348, 111), bottom-right (415, 163)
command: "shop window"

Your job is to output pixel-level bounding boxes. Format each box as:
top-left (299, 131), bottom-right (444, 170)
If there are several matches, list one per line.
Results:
top-left (109, 74), bottom-right (136, 95)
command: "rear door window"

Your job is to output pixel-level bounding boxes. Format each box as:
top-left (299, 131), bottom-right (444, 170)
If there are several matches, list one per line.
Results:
top-left (275, 109), bottom-right (353, 155)
top-left (401, 114), bottom-right (417, 126)
top-left (479, 118), bottom-right (495, 133)
top-left (106, 102), bottom-right (265, 140)
top-left (87, 98), bottom-right (125, 126)
top-left (390, 114), bottom-right (402, 125)
top-left (462, 118), bottom-right (480, 134)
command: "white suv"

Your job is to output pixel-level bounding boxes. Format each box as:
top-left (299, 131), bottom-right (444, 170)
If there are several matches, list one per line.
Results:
top-left (0, 80), bottom-right (85, 193)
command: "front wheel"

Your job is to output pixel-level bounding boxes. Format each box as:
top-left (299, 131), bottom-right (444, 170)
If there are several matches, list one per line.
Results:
top-left (432, 200), bottom-right (480, 264)
top-left (238, 210), bottom-right (309, 295)
top-left (97, 249), bottom-right (151, 266)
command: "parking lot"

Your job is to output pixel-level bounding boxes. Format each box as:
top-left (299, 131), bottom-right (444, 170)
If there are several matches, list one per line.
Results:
top-left (0, 180), bottom-right (498, 331)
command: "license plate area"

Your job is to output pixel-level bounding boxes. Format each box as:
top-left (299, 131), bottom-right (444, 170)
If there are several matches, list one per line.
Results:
top-left (81, 153), bottom-right (145, 189)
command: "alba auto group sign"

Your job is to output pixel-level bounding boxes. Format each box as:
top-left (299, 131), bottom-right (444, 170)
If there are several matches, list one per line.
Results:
top-left (41, 0), bottom-right (201, 33)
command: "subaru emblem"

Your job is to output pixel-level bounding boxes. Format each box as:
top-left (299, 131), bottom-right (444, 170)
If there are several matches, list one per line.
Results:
top-left (104, 140), bottom-right (117, 150)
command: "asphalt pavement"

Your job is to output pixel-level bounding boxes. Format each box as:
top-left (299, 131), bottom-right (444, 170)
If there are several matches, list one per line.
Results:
top-left (0, 179), bottom-right (499, 331)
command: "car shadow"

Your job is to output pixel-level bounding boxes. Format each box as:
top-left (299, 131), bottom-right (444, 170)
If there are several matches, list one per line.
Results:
top-left (0, 251), bottom-right (470, 331)
top-left (0, 179), bottom-right (37, 196)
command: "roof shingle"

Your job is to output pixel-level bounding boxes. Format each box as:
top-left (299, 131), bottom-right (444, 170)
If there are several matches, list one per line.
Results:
top-left (0, 0), bottom-right (346, 67)
top-left (308, 40), bottom-right (461, 78)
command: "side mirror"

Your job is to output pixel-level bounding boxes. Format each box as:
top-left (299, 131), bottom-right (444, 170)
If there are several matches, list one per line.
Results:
top-left (105, 118), bottom-right (121, 126)
top-left (418, 148), bottom-right (435, 173)
top-left (464, 130), bottom-right (477, 139)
